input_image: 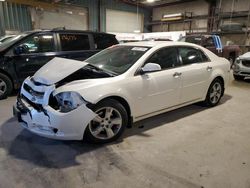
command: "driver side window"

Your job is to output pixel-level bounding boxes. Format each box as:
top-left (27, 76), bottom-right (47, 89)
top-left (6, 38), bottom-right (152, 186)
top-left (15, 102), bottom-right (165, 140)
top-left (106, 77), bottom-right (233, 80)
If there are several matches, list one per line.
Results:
top-left (17, 34), bottom-right (55, 54)
top-left (145, 47), bottom-right (179, 70)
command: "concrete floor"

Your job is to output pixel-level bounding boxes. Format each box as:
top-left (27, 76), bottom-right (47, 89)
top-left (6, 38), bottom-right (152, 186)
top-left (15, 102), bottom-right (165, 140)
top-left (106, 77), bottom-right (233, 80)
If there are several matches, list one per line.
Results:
top-left (0, 77), bottom-right (250, 188)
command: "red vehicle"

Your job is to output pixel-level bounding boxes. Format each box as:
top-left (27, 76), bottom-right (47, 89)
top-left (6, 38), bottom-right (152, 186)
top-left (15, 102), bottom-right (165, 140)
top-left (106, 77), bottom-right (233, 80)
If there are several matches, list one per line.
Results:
top-left (179, 34), bottom-right (240, 63)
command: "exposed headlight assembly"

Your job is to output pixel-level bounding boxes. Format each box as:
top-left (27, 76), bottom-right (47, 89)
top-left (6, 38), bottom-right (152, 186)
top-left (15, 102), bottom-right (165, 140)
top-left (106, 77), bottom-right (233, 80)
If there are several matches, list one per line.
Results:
top-left (54, 92), bottom-right (86, 113)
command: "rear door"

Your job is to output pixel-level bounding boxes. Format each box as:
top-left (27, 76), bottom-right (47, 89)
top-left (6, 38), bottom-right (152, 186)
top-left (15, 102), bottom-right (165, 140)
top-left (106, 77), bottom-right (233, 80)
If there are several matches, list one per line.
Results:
top-left (177, 46), bottom-right (212, 103)
top-left (56, 32), bottom-right (97, 61)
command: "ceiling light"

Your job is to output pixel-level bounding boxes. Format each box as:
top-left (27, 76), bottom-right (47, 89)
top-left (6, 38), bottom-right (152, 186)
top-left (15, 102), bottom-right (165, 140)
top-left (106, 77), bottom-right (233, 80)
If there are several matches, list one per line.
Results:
top-left (146, 0), bottom-right (155, 3)
top-left (79, 12), bottom-right (85, 16)
top-left (66, 11), bottom-right (73, 14)
top-left (133, 30), bottom-right (141, 33)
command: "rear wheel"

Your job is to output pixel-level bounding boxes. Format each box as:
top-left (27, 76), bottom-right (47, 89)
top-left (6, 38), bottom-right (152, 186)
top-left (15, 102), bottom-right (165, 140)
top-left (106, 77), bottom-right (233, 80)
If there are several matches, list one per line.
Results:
top-left (203, 78), bottom-right (223, 107)
top-left (0, 73), bottom-right (13, 100)
top-left (84, 99), bottom-right (128, 144)
top-left (233, 74), bottom-right (244, 81)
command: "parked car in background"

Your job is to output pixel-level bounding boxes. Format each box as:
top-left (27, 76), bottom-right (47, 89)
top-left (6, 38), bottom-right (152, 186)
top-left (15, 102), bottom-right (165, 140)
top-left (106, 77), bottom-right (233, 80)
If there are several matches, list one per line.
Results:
top-left (13, 41), bottom-right (230, 143)
top-left (0, 29), bottom-right (118, 99)
top-left (179, 34), bottom-right (240, 64)
top-left (0, 35), bottom-right (16, 45)
top-left (232, 52), bottom-right (250, 80)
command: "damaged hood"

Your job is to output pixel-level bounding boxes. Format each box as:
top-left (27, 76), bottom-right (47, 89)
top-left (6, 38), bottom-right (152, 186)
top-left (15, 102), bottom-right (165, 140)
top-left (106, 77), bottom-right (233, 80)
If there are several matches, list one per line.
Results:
top-left (33, 57), bottom-right (88, 85)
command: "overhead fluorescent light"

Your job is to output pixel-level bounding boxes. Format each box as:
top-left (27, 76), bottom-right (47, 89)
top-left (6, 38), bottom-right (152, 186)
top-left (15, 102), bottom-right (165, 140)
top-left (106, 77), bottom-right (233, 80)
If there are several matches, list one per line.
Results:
top-left (66, 11), bottom-right (73, 14)
top-left (79, 12), bottom-right (85, 16)
top-left (147, 0), bottom-right (155, 2)
top-left (161, 13), bottom-right (184, 21)
top-left (133, 30), bottom-right (141, 33)
top-left (163, 13), bottom-right (183, 18)
top-left (0, 0), bottom-right (6, 2)
top-left (42, 35), bottom-right (53, 39)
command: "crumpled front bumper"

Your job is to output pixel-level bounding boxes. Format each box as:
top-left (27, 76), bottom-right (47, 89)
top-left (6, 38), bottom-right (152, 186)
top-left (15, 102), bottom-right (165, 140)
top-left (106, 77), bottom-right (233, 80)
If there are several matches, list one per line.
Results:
top-left (13, 95), bottom-right (96, 140)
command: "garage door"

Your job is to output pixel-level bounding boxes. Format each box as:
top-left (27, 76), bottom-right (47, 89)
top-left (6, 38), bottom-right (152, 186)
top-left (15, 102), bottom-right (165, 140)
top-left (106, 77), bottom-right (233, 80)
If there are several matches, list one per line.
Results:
top-left (106, 9), bottom-right (143, 33)
top-left (31, 7), bottom-right (88, 30)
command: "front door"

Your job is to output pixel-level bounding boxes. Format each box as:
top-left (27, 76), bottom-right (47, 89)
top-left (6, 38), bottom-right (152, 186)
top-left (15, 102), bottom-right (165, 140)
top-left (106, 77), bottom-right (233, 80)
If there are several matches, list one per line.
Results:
top-left (9, 33), bottom-right (56, 83)
top-left (130, 47), bottom-right (182, 118)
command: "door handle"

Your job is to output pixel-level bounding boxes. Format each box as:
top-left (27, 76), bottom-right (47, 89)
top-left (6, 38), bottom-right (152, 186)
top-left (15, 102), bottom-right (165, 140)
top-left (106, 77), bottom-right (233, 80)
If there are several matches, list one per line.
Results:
top-left (206, 66), bottom-right (213, 71)
top-left (173, 72), bottom-right (182, 78)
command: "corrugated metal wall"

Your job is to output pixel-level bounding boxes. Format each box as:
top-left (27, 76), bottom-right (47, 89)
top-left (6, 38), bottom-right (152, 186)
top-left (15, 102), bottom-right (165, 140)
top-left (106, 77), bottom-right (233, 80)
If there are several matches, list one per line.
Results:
top-left (0, 1), bottom-right (32, 36)
top-left (0, 0), bottom-right (151, 36)
top-left (71, 0), bottom-right (151, 32)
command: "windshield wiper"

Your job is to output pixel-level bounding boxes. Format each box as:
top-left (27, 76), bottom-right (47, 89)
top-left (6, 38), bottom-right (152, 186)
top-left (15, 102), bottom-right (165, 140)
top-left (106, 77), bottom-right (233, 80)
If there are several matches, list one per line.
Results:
top-left (86, 64), bottom-right (118, 77)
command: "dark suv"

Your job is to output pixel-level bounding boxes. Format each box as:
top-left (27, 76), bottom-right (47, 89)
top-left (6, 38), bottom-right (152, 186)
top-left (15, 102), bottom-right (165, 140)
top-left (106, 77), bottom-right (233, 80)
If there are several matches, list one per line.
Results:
top-left (0, 29), bottom-right (118, 99)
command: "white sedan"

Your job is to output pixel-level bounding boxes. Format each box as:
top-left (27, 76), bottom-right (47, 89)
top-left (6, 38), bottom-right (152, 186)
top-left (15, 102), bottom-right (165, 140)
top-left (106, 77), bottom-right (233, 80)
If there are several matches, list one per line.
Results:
top-left (13, 41), bottom-right (230, 143)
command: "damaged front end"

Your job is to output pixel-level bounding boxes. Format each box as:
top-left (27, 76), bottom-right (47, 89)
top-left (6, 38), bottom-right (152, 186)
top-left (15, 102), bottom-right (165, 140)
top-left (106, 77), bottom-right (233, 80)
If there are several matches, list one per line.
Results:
top-left (13, 76), bottom-right (96, 140)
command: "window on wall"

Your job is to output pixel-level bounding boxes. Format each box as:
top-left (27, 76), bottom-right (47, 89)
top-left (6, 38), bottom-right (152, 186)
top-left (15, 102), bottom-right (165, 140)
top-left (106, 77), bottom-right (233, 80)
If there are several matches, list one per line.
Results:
top-left (17, 34), bottom-right (55, 53)
top-left (178, 47), bottom-right (209, 65)
top-left (59, 34), bottom-right (90, 51)
top-left (145, 47), bottom-right (180, 70)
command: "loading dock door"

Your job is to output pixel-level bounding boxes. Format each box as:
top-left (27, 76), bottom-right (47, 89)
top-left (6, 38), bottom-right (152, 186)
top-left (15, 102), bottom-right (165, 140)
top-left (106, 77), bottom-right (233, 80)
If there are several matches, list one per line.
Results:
top-left (106, 9), bottom-right (143, 33)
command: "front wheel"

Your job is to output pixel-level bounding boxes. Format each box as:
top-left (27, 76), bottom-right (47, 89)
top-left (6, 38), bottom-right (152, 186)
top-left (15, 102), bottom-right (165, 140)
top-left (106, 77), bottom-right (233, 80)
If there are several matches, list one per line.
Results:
top-left (84, 99), bottom-right (128, 144)
top-left (0, 73), bottom-right (13, 100)
top-left (203, 79), bottom-right (223, 107)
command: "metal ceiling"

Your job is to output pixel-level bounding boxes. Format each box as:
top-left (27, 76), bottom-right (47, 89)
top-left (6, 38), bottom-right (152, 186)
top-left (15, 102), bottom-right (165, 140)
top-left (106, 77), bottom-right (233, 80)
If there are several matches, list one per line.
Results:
top-left (121, 0), bottom-right (198, 7)
top-left (35, 0), bottom-right (199, 8)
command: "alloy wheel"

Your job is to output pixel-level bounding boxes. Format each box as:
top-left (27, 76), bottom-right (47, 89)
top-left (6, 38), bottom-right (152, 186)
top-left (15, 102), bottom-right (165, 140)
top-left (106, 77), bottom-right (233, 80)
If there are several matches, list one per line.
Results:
top-left (89, 107), bottom-right (123, 140)
top-left (209, 82), bottom-right (222, 104)
top-left (0, 79), bottom-right (7, 96)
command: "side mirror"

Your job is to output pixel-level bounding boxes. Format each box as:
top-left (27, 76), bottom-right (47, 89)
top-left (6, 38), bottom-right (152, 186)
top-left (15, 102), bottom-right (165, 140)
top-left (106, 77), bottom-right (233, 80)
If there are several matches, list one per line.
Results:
top-left (140, 63), bottom-right (161, 74)
top-left (13, 45), bottom-right (28, 55)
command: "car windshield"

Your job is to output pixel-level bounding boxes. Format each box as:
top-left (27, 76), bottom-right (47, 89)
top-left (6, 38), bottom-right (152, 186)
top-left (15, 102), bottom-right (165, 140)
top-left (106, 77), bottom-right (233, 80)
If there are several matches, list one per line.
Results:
top-left (179, 36), bottom-right (202, 45)
top-left (0, 36), bottom-right (15, 43)
top-left (85, 45), bottom-right (150, 75)
top-left (0, 33), bottom-right (28, 51)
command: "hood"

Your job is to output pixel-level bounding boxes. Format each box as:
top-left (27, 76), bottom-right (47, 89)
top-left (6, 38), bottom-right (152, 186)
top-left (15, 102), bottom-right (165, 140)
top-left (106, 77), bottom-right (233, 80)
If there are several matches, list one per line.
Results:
top-left (33, 57), bottom-right (88, 85)
top-left (239, 52), bottom-right (250, 60)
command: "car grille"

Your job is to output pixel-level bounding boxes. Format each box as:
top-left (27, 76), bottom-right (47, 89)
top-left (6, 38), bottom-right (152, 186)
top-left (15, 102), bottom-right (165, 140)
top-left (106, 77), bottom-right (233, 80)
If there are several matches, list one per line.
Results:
top-left (20, 94), bottom-right (43, 111)
top-left (240, 72), bottom-right (250, 75)
top-left (23, 83), bottom-right (44, 99)
top-left (242, 60), bottom-right (250, 67)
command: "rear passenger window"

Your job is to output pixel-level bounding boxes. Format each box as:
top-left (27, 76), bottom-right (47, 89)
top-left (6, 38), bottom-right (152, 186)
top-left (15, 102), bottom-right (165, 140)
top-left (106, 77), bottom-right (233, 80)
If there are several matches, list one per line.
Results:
top-left (178, 47), bottom-right (209, 65)
top-left (59, 34), bottom-right (90, 51)
top-left (93, 34), bottom-right (118, 50)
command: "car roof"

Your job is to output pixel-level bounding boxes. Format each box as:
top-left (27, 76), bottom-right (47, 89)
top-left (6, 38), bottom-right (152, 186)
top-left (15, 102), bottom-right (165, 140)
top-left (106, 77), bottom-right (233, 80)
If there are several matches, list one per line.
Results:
top-left (23, 29), bottom-right (116, 36)
top-left (119, 41), bottom-right (201, 48)
top-left (183, 34), bottom-right (216, 38)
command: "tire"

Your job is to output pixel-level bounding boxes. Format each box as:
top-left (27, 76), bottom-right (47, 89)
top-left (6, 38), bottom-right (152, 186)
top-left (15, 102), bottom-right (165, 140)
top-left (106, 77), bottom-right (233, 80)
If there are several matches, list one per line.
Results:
top-left (84, 99), bottom-right (128, 144)
top-left (233, 74), bottom-right (244, 81)
top-left (0, 73), bottom-right (13, 100)
top-left (203, 78), bottom-right (224, 107)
